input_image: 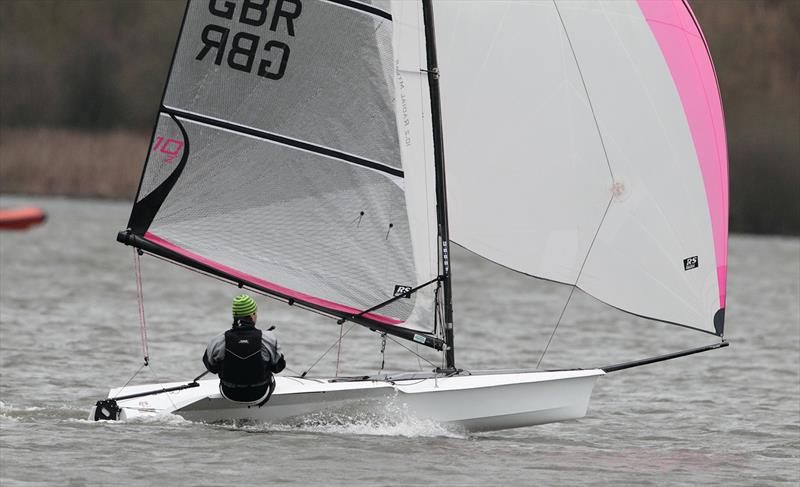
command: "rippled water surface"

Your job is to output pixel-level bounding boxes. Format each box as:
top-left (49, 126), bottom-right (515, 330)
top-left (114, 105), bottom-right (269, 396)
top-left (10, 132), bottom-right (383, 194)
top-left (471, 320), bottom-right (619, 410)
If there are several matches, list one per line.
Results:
top-left (1, 196), bottom-right (798, 486)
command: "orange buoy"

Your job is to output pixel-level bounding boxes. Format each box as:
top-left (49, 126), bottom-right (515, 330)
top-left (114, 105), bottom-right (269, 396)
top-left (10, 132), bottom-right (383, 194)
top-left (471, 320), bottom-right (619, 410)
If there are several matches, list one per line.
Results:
top-left (0, 207), bottom-right (47, 230)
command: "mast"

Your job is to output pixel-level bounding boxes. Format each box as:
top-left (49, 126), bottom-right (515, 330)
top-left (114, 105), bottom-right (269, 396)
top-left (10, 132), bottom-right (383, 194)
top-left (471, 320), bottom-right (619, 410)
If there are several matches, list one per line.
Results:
top-left (421, 0), bottom-right (455, 370)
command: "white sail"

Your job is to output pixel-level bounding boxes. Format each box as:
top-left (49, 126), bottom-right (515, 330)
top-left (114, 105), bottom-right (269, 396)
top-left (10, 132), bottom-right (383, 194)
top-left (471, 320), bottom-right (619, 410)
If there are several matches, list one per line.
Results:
top-left (125, 0), bottom-right (443, 333)
top-left (434, 0), bottom-right (728, 334)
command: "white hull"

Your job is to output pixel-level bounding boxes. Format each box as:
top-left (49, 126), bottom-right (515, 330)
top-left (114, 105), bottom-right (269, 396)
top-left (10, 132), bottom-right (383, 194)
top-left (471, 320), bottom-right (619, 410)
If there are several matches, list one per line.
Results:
top-left (91, 369), bottom-right (604, 432)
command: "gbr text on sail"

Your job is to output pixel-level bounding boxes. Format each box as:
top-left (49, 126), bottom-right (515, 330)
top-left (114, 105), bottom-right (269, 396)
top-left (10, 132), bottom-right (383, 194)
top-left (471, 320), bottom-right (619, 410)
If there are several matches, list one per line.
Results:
top-left (196, 0), bottom-right (301, 80)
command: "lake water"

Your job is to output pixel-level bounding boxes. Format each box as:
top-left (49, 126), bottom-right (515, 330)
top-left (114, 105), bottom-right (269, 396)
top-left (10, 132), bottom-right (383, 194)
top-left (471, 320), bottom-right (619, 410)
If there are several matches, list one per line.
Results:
top-left (1, 195), bottom-right (798, 486)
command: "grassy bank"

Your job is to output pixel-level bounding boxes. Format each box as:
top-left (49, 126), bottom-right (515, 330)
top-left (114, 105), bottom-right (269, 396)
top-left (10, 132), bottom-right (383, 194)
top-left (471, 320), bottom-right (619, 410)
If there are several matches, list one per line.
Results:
top-left (0, 128), bottom-right (146, 199)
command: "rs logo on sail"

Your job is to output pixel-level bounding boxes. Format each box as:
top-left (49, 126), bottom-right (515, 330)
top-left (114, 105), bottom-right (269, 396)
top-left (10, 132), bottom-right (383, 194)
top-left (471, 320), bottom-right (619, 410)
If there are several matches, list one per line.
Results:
top-left (196, 0), bottom-right (301, 80)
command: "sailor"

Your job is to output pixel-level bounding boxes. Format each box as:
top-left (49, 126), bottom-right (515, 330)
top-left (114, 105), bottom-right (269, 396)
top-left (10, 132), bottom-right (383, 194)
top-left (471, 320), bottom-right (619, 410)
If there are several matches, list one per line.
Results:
top-left (202, 294), bottom-right (286, 403)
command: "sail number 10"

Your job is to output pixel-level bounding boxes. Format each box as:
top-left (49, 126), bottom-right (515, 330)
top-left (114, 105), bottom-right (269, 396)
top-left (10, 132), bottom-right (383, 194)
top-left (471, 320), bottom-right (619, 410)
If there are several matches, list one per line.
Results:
top-left (152, 137), bottom-right (184, 164)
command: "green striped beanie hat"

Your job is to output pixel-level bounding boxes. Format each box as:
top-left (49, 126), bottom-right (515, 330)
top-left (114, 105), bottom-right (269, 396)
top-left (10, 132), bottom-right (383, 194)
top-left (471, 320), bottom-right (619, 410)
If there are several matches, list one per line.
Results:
top-left (232, 294), bottom-right (258, 317)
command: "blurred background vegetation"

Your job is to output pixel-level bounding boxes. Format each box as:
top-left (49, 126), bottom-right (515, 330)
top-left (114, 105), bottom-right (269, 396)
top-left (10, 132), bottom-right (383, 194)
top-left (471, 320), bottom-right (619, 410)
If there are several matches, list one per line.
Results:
top-left (0, 0), bottom-right (797, 234)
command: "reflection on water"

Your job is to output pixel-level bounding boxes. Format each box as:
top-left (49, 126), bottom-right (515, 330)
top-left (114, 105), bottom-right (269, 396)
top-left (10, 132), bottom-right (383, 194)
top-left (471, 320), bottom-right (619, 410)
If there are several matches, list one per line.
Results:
top-left (1, 196), bottom-right (798, 486)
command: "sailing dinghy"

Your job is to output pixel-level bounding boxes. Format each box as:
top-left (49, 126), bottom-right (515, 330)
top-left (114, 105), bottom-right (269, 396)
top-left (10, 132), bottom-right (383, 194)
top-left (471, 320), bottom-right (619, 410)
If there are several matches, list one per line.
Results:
top-left (91, 0), bottom-right (729, 432)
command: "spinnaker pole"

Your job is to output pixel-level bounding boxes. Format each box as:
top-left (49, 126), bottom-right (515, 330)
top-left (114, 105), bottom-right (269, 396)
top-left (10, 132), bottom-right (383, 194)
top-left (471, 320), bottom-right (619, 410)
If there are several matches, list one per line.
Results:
top-left (600, 340), bottom-right (729, 372)
top-left (421, 0), bottom-right (455, 370)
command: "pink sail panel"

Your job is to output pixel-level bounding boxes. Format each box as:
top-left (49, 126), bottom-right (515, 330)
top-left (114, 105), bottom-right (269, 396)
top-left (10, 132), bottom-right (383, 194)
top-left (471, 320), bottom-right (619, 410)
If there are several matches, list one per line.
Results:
top-left (144, 232), bottom-right (403, 326)
top-left (637, 0), bottom-right (729, 308)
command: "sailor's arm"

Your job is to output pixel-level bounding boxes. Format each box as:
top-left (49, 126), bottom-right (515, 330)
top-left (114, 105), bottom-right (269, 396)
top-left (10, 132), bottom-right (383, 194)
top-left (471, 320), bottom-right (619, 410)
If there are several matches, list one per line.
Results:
top-left (202, 333), bottom-right (226, 374)
top-left (261, 330), bottom-right (285, 373)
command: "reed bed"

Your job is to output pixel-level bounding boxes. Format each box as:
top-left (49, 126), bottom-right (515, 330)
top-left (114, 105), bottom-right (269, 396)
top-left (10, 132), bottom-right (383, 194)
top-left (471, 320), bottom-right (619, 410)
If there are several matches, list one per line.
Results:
top-left (0, 128), bottom-right (148, 199)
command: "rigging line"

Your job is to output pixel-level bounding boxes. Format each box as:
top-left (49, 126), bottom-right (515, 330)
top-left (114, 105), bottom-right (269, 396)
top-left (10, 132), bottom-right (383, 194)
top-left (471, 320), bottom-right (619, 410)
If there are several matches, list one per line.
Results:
top-left (193, 370), bottom-right (209, 382)
top-left (378, 333), bottom-right (387, 374)
top-left (104, 364), bottom-right (184, 420)
top-left (385, 335), bottom-right (438, 368)
top-left (389, 378), bottom-right (430, 386)
top-left (433, 285), bottom-right (439, 337)
top-left (301, 322), bottom-right (358, 378)
top-left (553, 0), bottom-right (615, 180)
top-left (536, 196), bottom-right (614, 369)
top-left (335, 321), bottom-right (345, 378)
top-left (283, 366), bottom-right (303, 376)
top-left (145, 360), bottom-right (178, 411)
top-left (337, 276), bottom-right (440, 324)
top-left (436, 287), bottom-right (447, 368)
top-left (133, 249), bottom-right (150, 365)
top-left (111, 362), bottom-right (147, 400)
top-left (351, 211), bottom-right (365, 227)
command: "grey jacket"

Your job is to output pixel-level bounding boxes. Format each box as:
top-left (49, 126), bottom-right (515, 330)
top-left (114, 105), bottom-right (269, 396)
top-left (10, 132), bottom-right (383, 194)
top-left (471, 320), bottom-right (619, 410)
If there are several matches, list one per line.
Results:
top-left (203, 327), bottom-right (283, 373)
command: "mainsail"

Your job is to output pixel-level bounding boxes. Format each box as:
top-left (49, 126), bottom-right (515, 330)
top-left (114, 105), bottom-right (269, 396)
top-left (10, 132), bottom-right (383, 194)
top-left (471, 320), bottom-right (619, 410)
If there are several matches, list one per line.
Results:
top-left (121, 0), bottom-right (442, 347)
top-left (433, 0), bottom-right (728, 336)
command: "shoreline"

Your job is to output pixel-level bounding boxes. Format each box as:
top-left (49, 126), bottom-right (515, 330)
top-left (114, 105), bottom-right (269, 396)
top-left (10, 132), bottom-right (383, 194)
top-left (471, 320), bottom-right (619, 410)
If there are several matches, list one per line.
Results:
top-left (0, 191), bottom-right (131, 204)
top-left (1, 128), bottom-right (797, 237)
top-left (0, 128), bottom-right (146, 200)
top-left (1, 193), bottom-right (798, 241)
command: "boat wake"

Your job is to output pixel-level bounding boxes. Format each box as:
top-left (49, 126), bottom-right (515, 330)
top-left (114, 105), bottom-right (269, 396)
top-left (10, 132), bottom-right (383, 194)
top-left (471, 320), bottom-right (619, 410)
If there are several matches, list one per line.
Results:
top-left (73, 397), bottom-right (467, 438)
top-left (282, 412), bottom-right (466, 439)
top-left (208, 403), bottom-right (468, 439)
top-left (0, 400), bottom-right (86, 422)
top-left (1, 401), bottom-right (188, 427)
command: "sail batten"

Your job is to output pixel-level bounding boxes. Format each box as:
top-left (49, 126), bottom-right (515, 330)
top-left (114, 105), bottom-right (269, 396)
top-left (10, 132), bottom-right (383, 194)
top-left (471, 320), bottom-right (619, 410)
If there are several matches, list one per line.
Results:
top-left (325, 0), bottom-right (392, 21)
top-left (163, 106), bottom-right (405, 178)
